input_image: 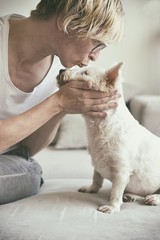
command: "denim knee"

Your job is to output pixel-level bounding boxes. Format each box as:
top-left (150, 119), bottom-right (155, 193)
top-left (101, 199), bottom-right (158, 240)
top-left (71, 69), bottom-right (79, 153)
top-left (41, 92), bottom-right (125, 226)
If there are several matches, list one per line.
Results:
top-left (0, 154), bottom-right (43, 204)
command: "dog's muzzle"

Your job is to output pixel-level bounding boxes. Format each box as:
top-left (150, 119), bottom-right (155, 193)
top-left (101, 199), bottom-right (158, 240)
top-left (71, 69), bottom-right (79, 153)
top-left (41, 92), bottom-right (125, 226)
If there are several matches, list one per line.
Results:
top-left (57, 69), bottom-right (67, 87)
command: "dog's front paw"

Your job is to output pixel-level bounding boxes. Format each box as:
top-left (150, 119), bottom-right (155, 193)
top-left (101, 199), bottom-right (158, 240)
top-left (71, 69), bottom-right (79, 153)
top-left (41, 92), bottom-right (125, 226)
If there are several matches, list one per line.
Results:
top-left (78, 185), bottom-right (99, 194)
top-left (97, 204), bottom-right (120, 214)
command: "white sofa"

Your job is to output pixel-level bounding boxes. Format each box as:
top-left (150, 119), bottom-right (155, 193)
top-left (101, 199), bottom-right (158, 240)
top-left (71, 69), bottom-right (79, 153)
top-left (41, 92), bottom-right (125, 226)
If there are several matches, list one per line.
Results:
top-left (1, 87), bottom-right (160, 240)
top-left (129, 95), bottom-right (160, 137)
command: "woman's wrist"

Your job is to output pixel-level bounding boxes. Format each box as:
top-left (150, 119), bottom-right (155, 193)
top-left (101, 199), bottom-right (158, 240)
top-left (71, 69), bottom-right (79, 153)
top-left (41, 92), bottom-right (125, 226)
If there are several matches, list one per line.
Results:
top-left (50, 91), bottom-right (66, 116)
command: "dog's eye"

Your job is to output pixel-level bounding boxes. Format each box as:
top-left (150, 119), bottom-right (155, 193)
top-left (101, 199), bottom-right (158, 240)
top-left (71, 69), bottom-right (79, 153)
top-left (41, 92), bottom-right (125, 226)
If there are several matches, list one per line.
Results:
top-left (83, 71), bottom-right (89, 75)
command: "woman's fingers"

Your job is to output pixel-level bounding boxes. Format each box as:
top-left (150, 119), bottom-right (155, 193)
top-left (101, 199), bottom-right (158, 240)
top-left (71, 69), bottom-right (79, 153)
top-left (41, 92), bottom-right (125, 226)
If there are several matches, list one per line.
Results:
top-left (90, 102), bottom-right (118, 112)
top-left (62, 80), bottom-right (120, 101)
top-left (86, 111), bottom-right (107, 118)
top-left (57, 79), bottom-right (121, 115)
top-left (89, 93), bottom-right (121, 105)
top-left (68, 80), bottom-right (120, 99)
top-left (68, 79), bottom-right (93, 90)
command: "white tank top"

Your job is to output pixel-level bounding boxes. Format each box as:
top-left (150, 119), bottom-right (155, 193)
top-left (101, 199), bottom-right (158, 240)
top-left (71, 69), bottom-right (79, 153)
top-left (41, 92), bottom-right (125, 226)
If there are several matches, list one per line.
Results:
top-left (0, 14), bottom-right (63, 120)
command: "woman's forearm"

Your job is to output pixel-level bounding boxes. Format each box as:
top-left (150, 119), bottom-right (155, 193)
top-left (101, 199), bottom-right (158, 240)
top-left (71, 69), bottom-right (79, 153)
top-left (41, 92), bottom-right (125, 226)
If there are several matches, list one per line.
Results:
top-left (0, 94), bottom-right (61, 154)
top-left (21, 111), bottom-right (65, 156)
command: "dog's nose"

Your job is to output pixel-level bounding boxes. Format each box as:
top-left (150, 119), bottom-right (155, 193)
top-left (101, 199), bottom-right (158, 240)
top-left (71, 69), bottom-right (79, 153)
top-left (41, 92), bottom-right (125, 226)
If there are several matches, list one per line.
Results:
top-left (59, 69), bottom-right (65, 74)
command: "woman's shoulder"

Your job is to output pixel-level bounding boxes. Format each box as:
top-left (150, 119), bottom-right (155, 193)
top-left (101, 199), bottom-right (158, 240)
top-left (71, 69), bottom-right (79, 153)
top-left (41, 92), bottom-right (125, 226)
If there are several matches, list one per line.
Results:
top-left (0, 14), bottom-right (25, 24)
top-left (0, 14), bottom-right (25, 30)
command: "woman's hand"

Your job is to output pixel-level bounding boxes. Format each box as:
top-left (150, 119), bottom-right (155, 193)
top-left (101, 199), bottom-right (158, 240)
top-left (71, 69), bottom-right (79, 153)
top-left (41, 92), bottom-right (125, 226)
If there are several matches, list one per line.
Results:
top-left (55, 80), bottom-right (120, 118)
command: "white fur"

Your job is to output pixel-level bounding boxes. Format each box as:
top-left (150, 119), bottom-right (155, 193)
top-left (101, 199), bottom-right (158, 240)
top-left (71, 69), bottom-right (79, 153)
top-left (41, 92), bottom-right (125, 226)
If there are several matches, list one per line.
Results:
top-left (57, 63), bottom-right (160, 214)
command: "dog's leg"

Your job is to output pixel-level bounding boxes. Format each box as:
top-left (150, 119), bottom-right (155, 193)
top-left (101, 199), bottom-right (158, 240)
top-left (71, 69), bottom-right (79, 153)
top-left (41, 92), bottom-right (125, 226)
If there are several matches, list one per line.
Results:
top-left (123, 193), bottom-right (145, 202)
top-left (123, 191), bottom-right (160, 206)
top-left (98, 171), bottom-right (130, 214)
top-left (78, 169), bottom-right (103, 193)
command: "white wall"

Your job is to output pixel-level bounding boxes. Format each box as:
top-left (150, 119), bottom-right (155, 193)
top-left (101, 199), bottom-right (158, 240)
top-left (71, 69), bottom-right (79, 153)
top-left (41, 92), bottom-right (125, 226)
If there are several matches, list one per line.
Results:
top-left (96, 0), bottom-right (160, 94)
top-left (0, 0), bottom-right (160, 93)
top-left (0, 0), bottom-right (39, 16)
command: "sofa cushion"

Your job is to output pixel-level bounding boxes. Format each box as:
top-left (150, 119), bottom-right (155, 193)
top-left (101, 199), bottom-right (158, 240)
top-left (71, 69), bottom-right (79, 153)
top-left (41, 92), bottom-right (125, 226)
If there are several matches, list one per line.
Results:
top-left (53, 114), bottom-right (88, 150)
top-left (0, 178), bottom-right (160, 240)
top-left (129, 95), bottom-right (160, 136)
top-left (35, 148), bottom-right (93, 180)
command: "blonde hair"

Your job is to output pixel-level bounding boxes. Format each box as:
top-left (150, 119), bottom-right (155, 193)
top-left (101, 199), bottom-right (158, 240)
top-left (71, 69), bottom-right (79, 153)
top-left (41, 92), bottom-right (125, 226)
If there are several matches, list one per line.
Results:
top-left (31, 0), bottom-right (124, 45)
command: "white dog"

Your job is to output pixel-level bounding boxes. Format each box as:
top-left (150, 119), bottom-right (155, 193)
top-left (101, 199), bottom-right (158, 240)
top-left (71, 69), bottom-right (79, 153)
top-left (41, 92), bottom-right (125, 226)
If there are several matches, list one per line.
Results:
top-left (57, 63), bottom-right (160, 214)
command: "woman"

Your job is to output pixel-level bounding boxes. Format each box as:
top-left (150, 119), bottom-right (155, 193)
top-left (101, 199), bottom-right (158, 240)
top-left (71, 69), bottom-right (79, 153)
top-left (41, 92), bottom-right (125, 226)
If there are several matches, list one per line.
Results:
top-left (0, 0), bottom-right (124, 204)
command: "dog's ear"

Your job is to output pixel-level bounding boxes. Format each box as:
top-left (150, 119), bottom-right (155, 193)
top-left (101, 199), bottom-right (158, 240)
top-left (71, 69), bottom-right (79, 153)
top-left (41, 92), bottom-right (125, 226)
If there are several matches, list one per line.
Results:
top-left (105, 62), bottom-right (123, 85)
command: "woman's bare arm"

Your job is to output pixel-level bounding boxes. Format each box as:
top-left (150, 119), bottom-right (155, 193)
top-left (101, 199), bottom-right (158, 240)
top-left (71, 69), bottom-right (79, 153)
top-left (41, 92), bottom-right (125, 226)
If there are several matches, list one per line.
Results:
top-left (0, 80), bottom-right (119, 155)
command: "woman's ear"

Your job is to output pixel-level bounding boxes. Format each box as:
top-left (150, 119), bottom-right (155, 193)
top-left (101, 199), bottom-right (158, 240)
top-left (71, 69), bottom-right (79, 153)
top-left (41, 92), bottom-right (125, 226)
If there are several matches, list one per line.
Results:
top-left (56, 15), bottom-right (63, 31)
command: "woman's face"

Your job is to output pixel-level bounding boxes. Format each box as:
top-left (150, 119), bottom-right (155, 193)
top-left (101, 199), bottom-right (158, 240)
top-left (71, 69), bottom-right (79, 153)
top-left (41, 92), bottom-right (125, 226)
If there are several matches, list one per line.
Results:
top-left (56, 32), bottom-right (106, 68)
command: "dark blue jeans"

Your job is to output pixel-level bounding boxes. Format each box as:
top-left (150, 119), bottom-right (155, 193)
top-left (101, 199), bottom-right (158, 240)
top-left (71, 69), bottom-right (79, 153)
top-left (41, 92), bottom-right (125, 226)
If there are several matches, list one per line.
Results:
top-left (0, 146), bottom-right (43, 204)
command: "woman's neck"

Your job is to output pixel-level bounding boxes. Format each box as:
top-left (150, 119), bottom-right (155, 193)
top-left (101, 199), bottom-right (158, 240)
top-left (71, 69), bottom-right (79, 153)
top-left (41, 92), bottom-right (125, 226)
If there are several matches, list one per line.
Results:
top-left (8, 16), bottom-right (58, 66)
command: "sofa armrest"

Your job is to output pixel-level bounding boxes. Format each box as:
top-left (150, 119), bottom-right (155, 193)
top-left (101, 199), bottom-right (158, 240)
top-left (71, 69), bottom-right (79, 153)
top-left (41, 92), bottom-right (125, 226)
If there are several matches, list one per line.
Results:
top-left (129, 95), bottom-right (160, 137)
